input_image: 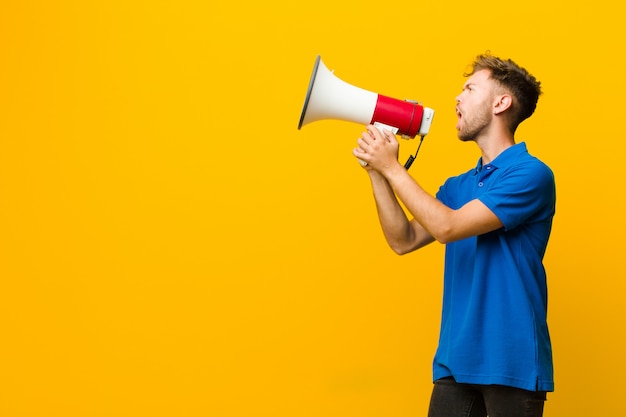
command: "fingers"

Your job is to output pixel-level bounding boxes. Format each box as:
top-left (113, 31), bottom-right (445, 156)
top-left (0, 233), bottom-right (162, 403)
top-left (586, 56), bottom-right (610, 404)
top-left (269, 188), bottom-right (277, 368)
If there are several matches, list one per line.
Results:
top-left (354, 124), bottom-right (398, 169)
top-left (355, 125), bottom-right (383, 162)
top-left (354, 138), bottom-right (368, 156)
top-left (366, 125), bottom-right (383, 141)
top-left (353, 147), bottom-right (368, 162)
top-left (359, 127), bottom-right (376, 146)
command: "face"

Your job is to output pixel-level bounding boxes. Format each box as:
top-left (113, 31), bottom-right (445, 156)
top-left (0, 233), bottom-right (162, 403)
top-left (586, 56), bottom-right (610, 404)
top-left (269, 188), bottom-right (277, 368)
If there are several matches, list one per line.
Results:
top-left (455, 69), bottom-right (497, 142)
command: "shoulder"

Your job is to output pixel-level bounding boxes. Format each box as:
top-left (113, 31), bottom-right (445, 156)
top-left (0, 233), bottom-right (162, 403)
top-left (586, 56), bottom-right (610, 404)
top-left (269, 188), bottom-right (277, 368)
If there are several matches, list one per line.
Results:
top-left (503, 149), bottom-right (555, 191)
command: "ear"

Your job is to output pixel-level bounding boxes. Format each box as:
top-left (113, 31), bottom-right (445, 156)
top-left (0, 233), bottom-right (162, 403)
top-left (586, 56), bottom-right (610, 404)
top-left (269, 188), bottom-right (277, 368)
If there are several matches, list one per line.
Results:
top-left (493, 94), bottom-right (513, 115)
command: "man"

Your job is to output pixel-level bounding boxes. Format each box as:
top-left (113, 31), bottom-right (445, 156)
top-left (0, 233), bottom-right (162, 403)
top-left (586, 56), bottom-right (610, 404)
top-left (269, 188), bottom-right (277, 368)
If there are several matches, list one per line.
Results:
top-left (353, 53), bottom-right (555, 417)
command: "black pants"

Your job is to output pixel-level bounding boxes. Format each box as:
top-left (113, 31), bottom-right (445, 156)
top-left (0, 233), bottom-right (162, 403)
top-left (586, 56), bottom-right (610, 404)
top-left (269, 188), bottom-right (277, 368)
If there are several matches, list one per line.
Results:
top-left (428, 377), bottom-right (547, 417)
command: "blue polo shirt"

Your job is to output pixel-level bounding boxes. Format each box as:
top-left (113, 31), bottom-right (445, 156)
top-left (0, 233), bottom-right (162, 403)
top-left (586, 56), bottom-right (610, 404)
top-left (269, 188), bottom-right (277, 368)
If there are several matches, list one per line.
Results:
top-left (433, 142), bottom-right (556, 392)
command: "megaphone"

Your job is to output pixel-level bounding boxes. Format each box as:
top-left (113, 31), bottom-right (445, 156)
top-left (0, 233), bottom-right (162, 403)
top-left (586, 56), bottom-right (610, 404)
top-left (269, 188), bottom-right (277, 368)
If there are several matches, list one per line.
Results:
top-left (298, 55), bottom-right (435, 140)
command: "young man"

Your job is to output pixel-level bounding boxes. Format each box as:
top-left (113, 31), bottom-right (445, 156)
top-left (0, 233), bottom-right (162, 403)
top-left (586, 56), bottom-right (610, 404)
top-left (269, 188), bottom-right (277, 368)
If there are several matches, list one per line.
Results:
top-left (353, 53), bottom-right (555, 417)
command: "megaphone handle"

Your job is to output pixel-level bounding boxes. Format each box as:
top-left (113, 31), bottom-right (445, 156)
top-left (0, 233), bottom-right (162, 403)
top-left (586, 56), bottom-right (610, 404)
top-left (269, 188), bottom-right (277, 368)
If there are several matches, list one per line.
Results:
top-left (373, 122), bottom-right (398, 135)
top-left (358, 125), bottom-right (425, 170)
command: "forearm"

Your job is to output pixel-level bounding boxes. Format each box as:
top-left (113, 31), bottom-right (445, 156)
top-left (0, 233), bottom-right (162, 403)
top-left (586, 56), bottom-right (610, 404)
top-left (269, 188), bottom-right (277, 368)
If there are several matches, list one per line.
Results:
top-left (355, 125), bottom-right (467, 246)
top-left (368, 170), bottom-right (434, 253)
top-left (378, 161), bottom-right (505, 243)
top-left (381, 163), bottom-right (457, 244)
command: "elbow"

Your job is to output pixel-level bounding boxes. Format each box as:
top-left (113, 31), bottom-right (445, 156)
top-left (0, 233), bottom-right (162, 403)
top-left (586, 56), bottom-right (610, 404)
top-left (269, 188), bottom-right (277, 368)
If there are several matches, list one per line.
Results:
top-left (431, 224), bottom-right (456, 245)
top-left (387, 235), bottom-right (427, 255)
top-left (386, 227), bottom-right (439, 255)
top-left (386, 237), bottom-right (415, 255)
top-left (390, 244), bottom-right (412, 256)
top-left (434, 235), bottom-right (452, 245)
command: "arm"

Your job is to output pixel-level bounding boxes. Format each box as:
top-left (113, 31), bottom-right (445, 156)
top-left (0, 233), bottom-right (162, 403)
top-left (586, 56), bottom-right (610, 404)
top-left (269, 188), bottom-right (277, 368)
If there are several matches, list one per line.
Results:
top-left (354, 125), bottom-right (503, 244)
top-left (367, 169), bottom-right (436, 254)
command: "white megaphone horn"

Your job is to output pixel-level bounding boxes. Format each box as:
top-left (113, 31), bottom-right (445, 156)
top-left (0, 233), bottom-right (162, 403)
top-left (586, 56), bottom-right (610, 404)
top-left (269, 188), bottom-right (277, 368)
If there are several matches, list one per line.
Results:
top-left (298, 55), bottom-right (435, 140)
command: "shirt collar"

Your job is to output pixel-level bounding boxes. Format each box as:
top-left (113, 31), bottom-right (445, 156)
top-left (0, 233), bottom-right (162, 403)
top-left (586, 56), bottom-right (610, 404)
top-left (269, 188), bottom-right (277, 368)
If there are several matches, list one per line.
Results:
top-left (474, 142), bottom-right (527, 174)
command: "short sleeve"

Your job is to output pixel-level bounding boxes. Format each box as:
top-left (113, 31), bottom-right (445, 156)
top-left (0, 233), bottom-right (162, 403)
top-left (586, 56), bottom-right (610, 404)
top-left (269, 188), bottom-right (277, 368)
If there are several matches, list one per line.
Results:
top-left (479, 161), bottom-right (556, 231)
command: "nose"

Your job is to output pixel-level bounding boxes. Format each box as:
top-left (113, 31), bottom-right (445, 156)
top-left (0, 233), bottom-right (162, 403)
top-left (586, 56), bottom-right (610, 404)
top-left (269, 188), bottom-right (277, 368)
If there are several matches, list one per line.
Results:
top-left (456, 89), bottom-right (466, 103)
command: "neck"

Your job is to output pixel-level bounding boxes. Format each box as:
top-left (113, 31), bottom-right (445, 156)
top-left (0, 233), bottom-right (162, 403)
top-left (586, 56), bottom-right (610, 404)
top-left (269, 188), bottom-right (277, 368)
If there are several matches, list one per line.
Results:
top-left (475, 129), bottom-right (515, 164)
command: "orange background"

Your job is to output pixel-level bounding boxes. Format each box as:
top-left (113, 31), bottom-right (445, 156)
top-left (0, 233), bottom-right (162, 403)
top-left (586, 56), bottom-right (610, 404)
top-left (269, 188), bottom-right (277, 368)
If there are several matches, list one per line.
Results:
top-left (0, 1), bottom-right (624, 416)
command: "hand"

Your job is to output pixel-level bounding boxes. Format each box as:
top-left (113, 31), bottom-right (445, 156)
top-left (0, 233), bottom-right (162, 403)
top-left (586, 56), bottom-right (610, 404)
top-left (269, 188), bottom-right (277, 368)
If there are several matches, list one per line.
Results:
top-left (353, 125), bottom-right (401, 173)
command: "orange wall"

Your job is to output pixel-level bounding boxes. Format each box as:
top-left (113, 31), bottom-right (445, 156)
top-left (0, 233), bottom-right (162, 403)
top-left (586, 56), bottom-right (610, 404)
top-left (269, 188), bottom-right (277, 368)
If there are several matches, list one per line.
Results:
top-left (0, 1), bottom-right (624, 416)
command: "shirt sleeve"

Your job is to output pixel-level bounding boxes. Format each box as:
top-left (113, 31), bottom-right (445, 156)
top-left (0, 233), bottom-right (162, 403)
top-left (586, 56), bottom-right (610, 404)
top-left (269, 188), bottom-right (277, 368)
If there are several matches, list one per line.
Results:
top-left (479, 161), bottom-right (556, 231)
